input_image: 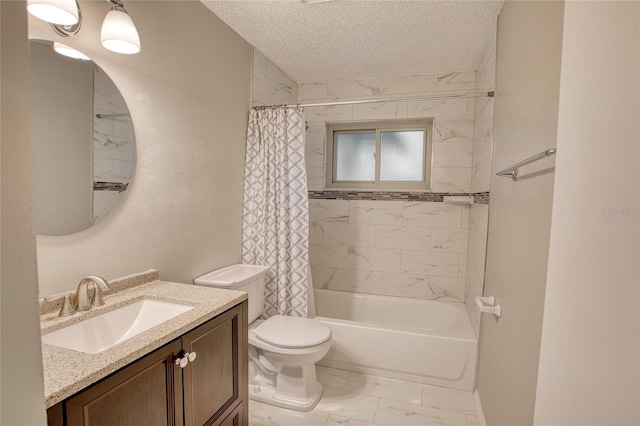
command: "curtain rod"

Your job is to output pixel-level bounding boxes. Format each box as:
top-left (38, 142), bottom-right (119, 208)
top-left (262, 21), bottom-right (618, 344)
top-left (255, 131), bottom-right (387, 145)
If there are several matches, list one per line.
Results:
top-left (254, 91), bottom-right (494, 110)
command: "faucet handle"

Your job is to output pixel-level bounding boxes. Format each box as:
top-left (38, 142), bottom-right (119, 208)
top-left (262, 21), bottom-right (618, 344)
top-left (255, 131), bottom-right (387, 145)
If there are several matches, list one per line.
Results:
top-left (58, 295), bottom-right (76, 316)
top-left (91, 286), bottom-right (105, 307)
top-left (44, 292), bottom-right (76, 317)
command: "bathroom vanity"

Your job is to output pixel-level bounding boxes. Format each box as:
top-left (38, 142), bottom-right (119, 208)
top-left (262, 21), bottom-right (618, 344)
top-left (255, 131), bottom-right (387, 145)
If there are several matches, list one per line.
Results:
top-left (41, 270), bottom-right (248, 426)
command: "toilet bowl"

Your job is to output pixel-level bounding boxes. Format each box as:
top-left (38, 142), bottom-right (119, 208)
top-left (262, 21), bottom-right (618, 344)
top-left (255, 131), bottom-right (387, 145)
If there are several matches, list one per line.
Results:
top-left (194, 264), bottom-right (332, 411)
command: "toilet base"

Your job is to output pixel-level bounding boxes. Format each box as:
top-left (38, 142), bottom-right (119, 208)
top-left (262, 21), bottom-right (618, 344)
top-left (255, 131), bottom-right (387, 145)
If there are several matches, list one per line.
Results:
top-left (249, 381), bottom-right (324, 412)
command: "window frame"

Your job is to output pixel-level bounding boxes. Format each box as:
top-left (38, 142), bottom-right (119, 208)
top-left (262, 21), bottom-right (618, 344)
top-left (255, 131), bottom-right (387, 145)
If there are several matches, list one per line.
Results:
top-left (325, 120), bottom-right (433, 191)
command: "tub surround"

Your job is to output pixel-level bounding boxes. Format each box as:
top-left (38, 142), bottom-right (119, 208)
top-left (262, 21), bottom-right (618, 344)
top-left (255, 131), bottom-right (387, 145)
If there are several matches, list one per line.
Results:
top-left (301, 71), bottom-right (489, 307)
top-left (40, 270), bottom-right (246, 408)
top-left (310, 199), bottom-right (470, 302)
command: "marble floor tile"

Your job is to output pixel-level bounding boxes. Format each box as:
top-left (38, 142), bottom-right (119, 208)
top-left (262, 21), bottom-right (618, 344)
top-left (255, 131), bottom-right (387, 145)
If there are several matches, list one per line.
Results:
top-left (317, 365), bottom-right (350, 390)
top-left (314, 388), bottom-right (380, 423)
top-left (325, 414), bottom-right (378, 426)
top-left (421, 384), bottom-right (478, 416)
top-left (343, 372), bottom-right (423, 405)
top-left (374, 398), bottom-right (467, 426)
top-left (249, 400), bottom-right (330, 426)
top-left (248, 369), bottom-right (477, 426)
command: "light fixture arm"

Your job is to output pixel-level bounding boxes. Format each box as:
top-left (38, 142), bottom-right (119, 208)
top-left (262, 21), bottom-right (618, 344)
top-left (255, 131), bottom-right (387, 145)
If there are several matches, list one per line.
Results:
top-left (107, 0), bottom-right (125, 11)
top-left (49, 0), bottom-right (82, 37)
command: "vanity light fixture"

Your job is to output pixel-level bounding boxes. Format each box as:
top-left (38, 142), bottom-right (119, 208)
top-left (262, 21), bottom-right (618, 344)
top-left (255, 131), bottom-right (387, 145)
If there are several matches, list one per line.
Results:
top-left (100, 0), bottom-right (141, 55)
top-left (27, 0), bottom-right (79, 25)
top-left (53, 41), bottom-right (90, 60)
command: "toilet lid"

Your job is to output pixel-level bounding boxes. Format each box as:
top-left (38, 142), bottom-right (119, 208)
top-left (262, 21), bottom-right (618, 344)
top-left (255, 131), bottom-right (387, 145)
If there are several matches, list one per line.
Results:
top-left (253, 315), bottom-right (331, 348)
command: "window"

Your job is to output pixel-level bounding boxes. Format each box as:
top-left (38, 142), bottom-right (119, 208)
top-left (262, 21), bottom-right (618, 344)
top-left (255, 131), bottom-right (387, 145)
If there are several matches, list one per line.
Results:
top-left (325, 120), bottom-right (432, 190)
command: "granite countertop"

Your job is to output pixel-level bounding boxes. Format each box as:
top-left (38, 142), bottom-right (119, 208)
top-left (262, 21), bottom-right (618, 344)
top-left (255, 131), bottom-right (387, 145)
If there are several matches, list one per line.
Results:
top-left (40, 270), bottom-right (247, 408)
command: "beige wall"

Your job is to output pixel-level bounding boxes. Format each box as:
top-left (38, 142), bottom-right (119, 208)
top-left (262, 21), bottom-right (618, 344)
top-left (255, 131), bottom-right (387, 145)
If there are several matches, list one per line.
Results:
top-left (534, 1), bottom-right (639, 424)
top-left (476, 1), bottom-right (564, 424)
top-left (1, 1), bottom-right (48, 424)
top-left (30, 0), bottom-right (253, 297)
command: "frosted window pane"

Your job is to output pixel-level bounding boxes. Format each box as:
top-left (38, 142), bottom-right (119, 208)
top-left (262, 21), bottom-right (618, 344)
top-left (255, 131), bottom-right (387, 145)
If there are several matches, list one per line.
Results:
top-left (335, 132), bottom-right (375, 181)
top-left (380, 130), bottom-right (424, 181)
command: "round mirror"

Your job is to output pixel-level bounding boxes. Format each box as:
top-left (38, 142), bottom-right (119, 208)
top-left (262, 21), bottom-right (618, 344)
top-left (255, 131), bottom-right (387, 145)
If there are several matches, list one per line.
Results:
top-left (29, 40), bottom-right (135, 236)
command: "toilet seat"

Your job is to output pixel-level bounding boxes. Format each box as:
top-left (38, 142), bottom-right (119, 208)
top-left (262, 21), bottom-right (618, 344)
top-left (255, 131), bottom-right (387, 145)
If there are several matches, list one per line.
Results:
top-left (253, 315), bottom-right (331, 349)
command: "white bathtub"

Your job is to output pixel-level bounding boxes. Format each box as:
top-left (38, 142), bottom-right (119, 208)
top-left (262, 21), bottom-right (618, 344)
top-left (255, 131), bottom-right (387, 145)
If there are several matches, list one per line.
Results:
top-left (313, 289), bottom-right (477, 391)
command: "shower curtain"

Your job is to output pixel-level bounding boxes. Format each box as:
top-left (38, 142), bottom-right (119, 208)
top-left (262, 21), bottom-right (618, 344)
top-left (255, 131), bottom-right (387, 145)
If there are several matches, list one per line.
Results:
top-left (241, 106), bottom-right (309, 318)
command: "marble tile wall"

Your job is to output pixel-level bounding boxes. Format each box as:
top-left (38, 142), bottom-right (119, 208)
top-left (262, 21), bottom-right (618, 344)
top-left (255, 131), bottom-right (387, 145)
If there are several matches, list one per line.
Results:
top-left (251, 48), bottom-right (298, 107)
top-left (300, 70), bottom-right (477, 193)
top-left (465, 23), bottom-right (497, 336)
top-left (93, 68), bottom-right (135, 224)
top-left (247, 45), bottom-right (496, 327)
top-left (309, 199), bottom-right (470, 302)
top-left (300, 71), bottom-right (488, 305)
top-left (472, 24), bottom-right (496, 194)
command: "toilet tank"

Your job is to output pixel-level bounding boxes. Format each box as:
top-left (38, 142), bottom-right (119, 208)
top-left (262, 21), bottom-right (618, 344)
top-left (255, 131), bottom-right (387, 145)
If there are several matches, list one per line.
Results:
top-left (194, 264), bottom-right (269, 323)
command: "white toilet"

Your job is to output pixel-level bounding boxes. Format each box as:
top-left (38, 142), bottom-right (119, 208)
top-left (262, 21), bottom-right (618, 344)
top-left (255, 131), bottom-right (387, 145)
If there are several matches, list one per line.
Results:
top-left (194, 264), bottom-right (332, 411)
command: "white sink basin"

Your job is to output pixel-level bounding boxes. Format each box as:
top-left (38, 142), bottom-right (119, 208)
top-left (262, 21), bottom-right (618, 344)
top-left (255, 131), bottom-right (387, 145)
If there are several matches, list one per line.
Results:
top-left (42, 299), bottom-right (193, 354)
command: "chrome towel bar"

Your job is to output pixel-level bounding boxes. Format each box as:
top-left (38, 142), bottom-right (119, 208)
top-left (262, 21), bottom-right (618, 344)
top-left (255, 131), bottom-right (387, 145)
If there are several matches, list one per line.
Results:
top-left (496, 148), bottom-right (557, 181)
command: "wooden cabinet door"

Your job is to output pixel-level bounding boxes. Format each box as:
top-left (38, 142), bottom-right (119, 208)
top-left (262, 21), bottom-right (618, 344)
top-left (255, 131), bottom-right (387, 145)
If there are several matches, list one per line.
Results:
top-left (181, 302), bottom-right (247, 426)
top-left (218, 405), bottom-right (242, 426)
top-left (65, 339), bottom-right (182, 426)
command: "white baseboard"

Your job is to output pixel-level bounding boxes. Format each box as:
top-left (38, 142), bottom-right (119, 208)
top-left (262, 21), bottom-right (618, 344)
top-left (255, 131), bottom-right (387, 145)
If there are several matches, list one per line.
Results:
top-left (474, 389), bottom-right (488, 426)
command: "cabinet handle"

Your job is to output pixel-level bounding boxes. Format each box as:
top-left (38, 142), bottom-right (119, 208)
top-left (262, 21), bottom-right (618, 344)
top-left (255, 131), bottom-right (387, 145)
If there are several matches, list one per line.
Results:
top-left (175, 354), bottom-right (189, 369)
top-left (175, 351), bottom-right (196, 368)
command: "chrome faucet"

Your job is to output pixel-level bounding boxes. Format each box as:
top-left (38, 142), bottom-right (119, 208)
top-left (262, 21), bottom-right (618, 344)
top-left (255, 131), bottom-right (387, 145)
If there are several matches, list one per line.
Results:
top-left (73, 276), bottom-right (110, 312)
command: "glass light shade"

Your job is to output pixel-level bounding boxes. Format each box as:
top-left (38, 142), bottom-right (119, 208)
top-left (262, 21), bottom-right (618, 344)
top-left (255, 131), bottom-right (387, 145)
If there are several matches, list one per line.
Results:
top-left (53, 42), bottom-right (90, 61)
top-left (27, 0), bottom-right (79, 25)
top-left (101, 9), bottom-right (141, 55)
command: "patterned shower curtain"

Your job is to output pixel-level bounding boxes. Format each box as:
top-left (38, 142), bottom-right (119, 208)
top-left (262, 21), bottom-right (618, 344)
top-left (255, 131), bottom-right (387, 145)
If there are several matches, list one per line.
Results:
top-left (241, 106), bottom-right (309, 318)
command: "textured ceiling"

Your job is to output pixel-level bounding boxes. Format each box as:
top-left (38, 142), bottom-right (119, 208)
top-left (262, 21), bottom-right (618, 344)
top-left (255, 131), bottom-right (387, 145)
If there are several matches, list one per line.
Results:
top-left (200, 0), bottom-right (504, 84)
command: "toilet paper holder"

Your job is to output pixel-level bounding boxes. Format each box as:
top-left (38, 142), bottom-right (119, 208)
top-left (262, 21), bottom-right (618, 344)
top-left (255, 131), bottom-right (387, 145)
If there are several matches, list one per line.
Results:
top-left (475, 296), bottom-right (502, 318)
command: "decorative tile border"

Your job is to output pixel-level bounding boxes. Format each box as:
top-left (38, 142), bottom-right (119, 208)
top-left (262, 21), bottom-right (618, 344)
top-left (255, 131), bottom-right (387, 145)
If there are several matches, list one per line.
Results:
top-left (94, 181), bottom-right (129, 193)
top-left (308, 190), bottom-right (490, 204)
